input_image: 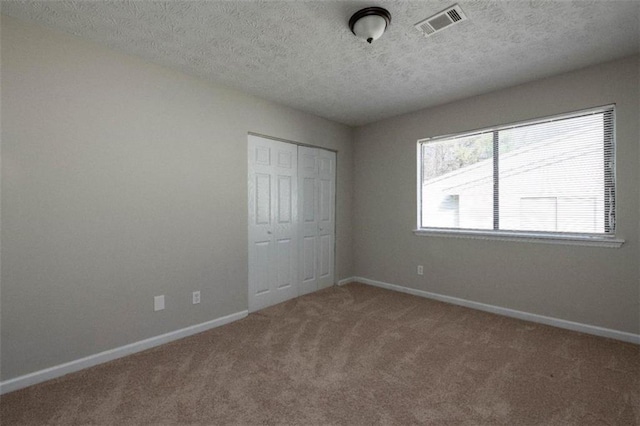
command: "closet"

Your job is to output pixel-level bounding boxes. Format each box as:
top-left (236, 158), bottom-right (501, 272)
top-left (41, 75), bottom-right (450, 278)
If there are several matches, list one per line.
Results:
top-left (247, 135), bottom-right (335, 312)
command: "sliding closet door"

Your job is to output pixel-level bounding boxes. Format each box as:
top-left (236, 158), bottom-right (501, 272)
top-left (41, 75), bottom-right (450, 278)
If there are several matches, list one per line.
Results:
top-left (298, 147), bottom-right (336, 295)
top-left (248, 135), bottom-right (298, 312)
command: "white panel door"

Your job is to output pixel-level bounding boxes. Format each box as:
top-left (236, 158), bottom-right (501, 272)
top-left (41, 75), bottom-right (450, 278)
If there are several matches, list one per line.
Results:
top-left (316, 149), bottom-right (336, 290)
top-left (298, 147), bottom-right (335, 295)
top-left (248, 135), bottom-right (298, 312)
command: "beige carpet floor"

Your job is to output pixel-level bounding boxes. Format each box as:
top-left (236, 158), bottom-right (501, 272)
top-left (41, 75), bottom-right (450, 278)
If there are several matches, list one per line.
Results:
top-left (1, 282), bottom-right (638, 425)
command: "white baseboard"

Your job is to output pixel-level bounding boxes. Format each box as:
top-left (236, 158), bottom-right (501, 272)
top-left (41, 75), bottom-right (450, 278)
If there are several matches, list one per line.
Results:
top-left (337, 276), bottom-right (356, 286)
top-left (0, 310), bottom-right (248, 395)
top-left (352, 277), bottom-right (640, 345)
top-left (4, 280), bottom-right (636, 395)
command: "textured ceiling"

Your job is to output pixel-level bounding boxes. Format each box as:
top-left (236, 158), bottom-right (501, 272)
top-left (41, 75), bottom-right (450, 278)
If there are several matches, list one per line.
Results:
top-left (2, 1), bottom-right (639, 126)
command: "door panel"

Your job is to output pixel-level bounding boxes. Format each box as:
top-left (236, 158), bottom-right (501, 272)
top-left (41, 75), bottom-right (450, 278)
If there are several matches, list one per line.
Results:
top-left (302, 177), bottom-right (315, 222)
top-left (255, 146), bottom-right (270, 165)
top-left (302, 236), bottom-right (316, 282)
top-left (278, 151), bottom-right (292, 168)
top-left (298, 147), bottom-right (318, 296)
top-left (276, 238), bottom-right (293, 289)
top-left (319, 234), bottom-right (331, 278)
top-left (255, 174), bottom-right (271, 225)
top-left (319, 179), bottom-right (331, 221)
top-left (319, 156), bottom-right (331, 173)
top-left (248, 135), bottom-right (298, 312)
top-left (277, 176), bottom-right (292, 223)
top-left (254, 241), bottom-right (271, 294)
top-left (298, 146), bottom-right (335, 294)
top-left (301, 152), bottom-right (316, 172)
top-left (316, 149), bottom-right (335, 290)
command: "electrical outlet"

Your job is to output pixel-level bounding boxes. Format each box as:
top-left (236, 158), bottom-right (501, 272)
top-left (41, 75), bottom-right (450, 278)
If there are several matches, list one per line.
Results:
top-left (192, 291), bottom-right (201, 305)
top-left (154, 295), bottom-right (165, 311)
top-left (417, 265), bottom-right (424, 276)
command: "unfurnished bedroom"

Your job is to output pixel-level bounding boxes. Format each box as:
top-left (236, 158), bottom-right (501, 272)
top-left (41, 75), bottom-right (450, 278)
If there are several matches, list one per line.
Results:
top-left (0, 1), bottom-right (638, 424)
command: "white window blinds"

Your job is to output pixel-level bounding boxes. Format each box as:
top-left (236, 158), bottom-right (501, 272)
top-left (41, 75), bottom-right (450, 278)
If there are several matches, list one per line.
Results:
top-left (418, 105), bottom-right (615, 236)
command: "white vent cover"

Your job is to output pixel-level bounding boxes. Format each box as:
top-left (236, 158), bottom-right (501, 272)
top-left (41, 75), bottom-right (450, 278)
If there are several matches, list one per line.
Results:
top-left (415, 4), bottom-right (467, 36)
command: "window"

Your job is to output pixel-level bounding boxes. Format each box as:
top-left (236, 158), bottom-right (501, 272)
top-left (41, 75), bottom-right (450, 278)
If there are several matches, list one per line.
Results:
top-left (416, 105), bottom-right (622, 247)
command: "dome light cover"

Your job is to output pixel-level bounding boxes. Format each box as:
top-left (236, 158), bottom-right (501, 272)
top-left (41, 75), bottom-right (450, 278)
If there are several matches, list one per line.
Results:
top-left (349, 7), bottom-right (391, 44)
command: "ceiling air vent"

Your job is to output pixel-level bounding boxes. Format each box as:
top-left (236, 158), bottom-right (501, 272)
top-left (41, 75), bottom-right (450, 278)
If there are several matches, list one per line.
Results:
top-left (415, 4), bottom-right (467, 37)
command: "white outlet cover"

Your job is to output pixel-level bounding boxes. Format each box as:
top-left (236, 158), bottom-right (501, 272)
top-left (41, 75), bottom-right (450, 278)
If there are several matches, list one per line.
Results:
top-left (154, 295), bottom-right (165, 311)
top-left (417, 265), bottom-right (424, 275)
top-left (192, 291), bottom-right (201, 304)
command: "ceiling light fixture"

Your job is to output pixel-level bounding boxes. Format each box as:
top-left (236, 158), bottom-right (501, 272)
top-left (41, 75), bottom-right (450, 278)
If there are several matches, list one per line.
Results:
top-left (349, 7), bottom-right (391, 44)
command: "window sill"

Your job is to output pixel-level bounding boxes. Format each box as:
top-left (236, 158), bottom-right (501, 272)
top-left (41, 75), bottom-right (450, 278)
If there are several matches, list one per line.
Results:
top-left (413, 229), bottom-right (625, 248)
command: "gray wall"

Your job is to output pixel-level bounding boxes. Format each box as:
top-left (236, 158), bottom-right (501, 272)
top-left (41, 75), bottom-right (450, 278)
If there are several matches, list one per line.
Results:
top-left (0, 16), bottom-right (353, 381)
top-left (353, 56), bottom-right (640, 335)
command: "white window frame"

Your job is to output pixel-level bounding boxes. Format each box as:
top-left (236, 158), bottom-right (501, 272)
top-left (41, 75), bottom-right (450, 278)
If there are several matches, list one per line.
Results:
top-left (414, 105), bottom-right (624, 248)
